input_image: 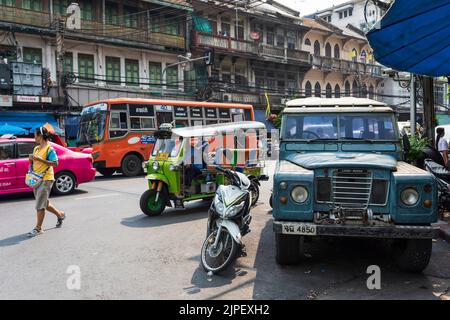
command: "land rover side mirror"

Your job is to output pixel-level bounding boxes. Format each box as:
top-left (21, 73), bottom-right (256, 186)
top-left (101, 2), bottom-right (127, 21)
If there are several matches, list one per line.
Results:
top-left (402, 134), bottom-right (410, 161)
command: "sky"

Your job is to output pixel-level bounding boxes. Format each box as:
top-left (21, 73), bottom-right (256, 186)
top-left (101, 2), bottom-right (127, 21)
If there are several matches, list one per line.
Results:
top-left (283, 0), bottom-right (350, 16)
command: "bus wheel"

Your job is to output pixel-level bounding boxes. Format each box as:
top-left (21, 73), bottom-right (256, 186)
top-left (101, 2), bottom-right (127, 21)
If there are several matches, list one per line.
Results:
top-left (98, 168), bottom-right (116, 177)
top-left (121, 154), bottom-right (142, 177)
top-left (140, 189), bottom-right (167, 216)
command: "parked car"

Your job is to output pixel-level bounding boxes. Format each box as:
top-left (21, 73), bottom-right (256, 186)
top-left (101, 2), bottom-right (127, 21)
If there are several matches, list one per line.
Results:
top-left (272, 97), bottom-right (438, 273)
top-left (0, 137), bottom-right (96, 196)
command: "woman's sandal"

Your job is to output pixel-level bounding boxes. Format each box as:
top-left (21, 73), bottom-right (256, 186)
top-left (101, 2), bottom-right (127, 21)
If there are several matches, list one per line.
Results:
top-left (56, 212), bottom-right (66, 228)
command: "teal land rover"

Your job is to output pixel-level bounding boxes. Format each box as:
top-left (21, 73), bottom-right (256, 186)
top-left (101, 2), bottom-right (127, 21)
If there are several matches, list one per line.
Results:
top-left (273, 97), bottom-right (438, 272)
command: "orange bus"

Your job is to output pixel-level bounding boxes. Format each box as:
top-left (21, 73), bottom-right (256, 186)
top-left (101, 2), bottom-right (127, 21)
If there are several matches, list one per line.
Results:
top-left (77, 98), bottom-right (255, 177)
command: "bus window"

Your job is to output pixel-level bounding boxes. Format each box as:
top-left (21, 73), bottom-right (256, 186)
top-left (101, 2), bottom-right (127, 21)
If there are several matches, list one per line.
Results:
top-left (175, 120), bottom-right (189, 128)
top-left (109, 111), bottom-right (128, 138)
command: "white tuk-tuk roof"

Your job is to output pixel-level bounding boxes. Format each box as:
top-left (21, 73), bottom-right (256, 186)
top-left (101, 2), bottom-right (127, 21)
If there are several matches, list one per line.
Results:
top-left (172, 121), bottom-right (266, 137)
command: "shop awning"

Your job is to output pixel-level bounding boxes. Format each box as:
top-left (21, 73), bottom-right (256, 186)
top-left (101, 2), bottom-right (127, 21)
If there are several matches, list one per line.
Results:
top-left (0, 112), bottom-right (64, 135)
top-left (366, 0), bottom-right (450, 77)
top-left (254, 110), bottom-right (277, 131)
top-left (0, 123), bottom-right (29, 135)
top-left (64, 116), bottom-right (80, 139)
top-left (193, 15), bottom-right (213, 33)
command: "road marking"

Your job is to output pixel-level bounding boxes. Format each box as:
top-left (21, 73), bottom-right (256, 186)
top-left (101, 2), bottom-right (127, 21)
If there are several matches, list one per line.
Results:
top-left (75, 193), bottom-right (120, 200)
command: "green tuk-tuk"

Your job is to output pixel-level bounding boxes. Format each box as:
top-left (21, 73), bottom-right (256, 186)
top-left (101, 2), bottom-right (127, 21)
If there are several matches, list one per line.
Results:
top-left (139, 121), bottom-right (268, 216)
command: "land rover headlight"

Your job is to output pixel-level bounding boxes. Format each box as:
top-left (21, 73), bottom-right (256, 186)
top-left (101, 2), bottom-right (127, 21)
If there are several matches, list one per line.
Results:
top-left (291, 186), bottom-right (309, 204)
top-left (152, 161), bottom-right (159, 171)
top-left (401, 188), bottom-right (419, 206)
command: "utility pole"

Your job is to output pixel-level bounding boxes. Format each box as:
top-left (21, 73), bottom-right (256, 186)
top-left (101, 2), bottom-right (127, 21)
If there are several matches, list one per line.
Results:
top-left (422, 76), bottom-right (436, 144)
top-left (54, 17), bottom-right (66, 108)
top-left (410, 73), bottom-right (416, 137)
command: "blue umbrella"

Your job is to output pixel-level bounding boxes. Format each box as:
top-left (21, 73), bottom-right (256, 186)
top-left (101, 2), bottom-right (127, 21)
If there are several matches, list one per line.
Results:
top-left (0, 123), bottom-right (29, 135)
top-left (367, 0), bottom-right (450, 77)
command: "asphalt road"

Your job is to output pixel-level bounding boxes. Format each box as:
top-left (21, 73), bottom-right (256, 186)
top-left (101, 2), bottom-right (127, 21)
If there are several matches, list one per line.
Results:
top-left (0, 161), bottom-right (449, 300)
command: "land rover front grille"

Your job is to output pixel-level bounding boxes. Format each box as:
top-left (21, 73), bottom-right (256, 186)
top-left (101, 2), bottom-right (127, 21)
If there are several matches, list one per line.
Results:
top-left (332, 169), bottom-right (373, 209)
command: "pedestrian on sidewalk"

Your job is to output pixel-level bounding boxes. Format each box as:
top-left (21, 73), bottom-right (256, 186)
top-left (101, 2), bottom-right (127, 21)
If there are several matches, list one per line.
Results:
top-left (436, 127), bottom-right (448, 167)
top-left (28, 126), bottom-right (65, 237)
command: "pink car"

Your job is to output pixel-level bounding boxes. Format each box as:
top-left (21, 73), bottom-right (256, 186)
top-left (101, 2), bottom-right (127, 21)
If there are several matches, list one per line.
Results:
top-left (0, 138), bottom-right (96, 196)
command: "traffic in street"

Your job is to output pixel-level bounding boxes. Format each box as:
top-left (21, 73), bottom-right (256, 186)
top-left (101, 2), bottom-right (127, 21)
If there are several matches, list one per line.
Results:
top-left (1, 161), bottom-right (449, 300)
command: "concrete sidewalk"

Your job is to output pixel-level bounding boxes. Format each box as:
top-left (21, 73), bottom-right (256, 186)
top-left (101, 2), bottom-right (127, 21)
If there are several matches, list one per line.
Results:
top-left (438, 222), bottom-right (450, 242)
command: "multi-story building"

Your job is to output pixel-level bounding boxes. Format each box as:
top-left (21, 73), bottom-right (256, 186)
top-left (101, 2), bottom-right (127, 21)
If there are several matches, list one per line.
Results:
top-left (189, 0), bottom-right (387, 117)
top-left (189, 0), bottom-right (311, 115)
top-left (0, 0), bottom-right (193, 135)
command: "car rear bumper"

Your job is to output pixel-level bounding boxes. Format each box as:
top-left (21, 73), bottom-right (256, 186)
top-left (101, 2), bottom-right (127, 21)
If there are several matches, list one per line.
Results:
top-left (273, 221), bottom-right (438, 239)
top-left (78, 168), bottom-right (97, 184)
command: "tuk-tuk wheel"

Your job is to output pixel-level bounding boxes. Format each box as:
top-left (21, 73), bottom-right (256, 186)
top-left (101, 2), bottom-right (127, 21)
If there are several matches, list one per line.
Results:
top-left (140, 189), bottom-right (167, 216)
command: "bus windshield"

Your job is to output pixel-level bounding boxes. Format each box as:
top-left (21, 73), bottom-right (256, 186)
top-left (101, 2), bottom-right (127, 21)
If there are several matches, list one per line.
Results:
top-left (77, 103), bottom-right (108, 146)
top-left (152, 137), bottom-right (183, 158)
top-left (282, 113), bottom-right (398, 141)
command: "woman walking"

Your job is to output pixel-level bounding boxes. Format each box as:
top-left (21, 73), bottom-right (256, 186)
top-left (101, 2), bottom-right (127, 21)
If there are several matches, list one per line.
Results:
top-left (436, 127), bottom-right (449, 167)
top-left (28, 126), bottom-right (65, 237)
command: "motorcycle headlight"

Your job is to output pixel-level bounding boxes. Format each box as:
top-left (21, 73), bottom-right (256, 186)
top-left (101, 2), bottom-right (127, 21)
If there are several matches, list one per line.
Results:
top-left (224, 201), bottom-right (246, 218)
top-left (214, 196), bottom-right (225, 216)
top-left (152, 161), bottom-right (159, 171)
top-left (401, 188), bottom-right (419, 206)
top-left (291, 186), bottom-right (308, 204)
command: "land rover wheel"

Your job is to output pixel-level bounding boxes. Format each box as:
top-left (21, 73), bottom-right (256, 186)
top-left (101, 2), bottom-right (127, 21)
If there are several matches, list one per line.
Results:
top-left (275, 233), bottom-right (303, 265)
top-left (393, 239), bottom-right (432, 273)
top-left (121, 154), bottom-right (142, 177)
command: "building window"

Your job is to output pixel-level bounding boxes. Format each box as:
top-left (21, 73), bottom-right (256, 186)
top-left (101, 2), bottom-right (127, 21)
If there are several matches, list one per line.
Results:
top-left (369, 85), bottom-right (375, 99)
top-left (287, 31), bottom-right (296, 49)
top-left (334, 44), bottom-right (340, 59)
top-left (166, 65), bottom-right (178, 89)
top-left (148, 62), bottom-right (161, 87)
top-left (106, 56), bottom-right (121, 85)
top-left (0, 0), bottom-right (15, 7)
top-left (22, 0), bottom-right (42, 11)
top-left (53, 0), bottom-right (70, 16)
top-left (79, 0), bottom-right (93, 20)
top-left (78, 54), bottom-right (95, 83)
top-left (23, 47), bottom-right (42, 64)
top-left (351, 48), bottom-right (358, 62)
top-left (106, 2), bottom-right (119, 25)
top-left (276, 34), bottom-right (285, 48)
top-left (314, 40), bottom-right (321, 56)
top-left (124, 6), bottom-right (138, 28)
top-left (304, 38), bottom-right (311, 46)
top-left (352, 80), bottom-right (359, 97)
top-left (344, 11), bottom-right (348, 18)
top-left (335, 84), bottom-right (341, 98)
top-left (166, 17), bottom-right (181, 35)
top-left (345, 81), bottom-right (351, 96)
top-left (349, 8), bottom-right (353, 16)
top-left (125, 59), bottom-right (139, 86)
top-left (326, 84), bottom-right (332, 98)
top-left (266, 27), bottom-right (275, 45)
top-left (325, 43), bottom-right (332, 57)
top-left (339, 12), bottom-right (343, 19)
top-left (56, 51), bottom-right (73, 73)
top-left (314, 82), bottom-right (321, 97)
top-left (220, 19), bottom-right (231, 37)
top-left (235, 20), bottom-right (244, 40)
top-left (305, 81), bottom-right (312, 97)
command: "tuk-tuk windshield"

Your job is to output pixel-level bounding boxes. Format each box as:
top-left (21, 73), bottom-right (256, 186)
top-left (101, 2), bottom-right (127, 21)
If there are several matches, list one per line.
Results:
top-left (152, 137), bottom-right (183, 158)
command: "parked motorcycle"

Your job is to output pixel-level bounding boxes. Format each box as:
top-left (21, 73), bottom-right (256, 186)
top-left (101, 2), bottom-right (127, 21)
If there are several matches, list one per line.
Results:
top-left (424, 159), bottom-right (450, 219)
top-left (201, 167), bottom-right (253, 274)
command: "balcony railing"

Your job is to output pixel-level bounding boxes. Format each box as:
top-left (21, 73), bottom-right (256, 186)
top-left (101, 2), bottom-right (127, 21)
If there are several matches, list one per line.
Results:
top-left (193, 31), bottom-right (310, 64)
top-left (312, 55), bottom-right (383, 77)
top-left (0, 5), bottom-right (185, 50)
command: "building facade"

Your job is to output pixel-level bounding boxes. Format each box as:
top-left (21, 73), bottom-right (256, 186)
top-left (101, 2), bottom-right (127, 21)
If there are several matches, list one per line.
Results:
top-left (0, 0), bottom-right (193, 136)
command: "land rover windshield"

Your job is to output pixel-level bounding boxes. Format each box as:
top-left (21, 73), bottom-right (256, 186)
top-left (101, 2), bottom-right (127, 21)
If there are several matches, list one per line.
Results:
top-left (282, 113), bottom-right (398, 141)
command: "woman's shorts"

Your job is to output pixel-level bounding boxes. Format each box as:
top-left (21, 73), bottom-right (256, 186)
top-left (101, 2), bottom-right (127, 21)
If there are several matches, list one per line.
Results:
top-left (33, 180), bottom-right (54, 210)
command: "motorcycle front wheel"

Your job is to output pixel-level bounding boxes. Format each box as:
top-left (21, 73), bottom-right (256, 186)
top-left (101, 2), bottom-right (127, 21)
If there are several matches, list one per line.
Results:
top-left (201, 228), bottom-right (238, 274)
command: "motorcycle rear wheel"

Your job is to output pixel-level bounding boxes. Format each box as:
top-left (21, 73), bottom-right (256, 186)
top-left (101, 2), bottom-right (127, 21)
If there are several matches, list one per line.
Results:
top-left (201, 228), bottom-right (238, 274)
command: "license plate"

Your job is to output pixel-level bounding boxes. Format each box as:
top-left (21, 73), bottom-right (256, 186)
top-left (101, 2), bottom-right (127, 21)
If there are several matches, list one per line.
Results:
top-left (155, 153), bottom-right (169, 161)
top-left (282, 223), bottom-right (317, 236)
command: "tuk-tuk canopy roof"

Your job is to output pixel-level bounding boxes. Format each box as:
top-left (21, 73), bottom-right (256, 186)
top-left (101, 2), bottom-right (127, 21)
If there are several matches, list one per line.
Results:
top-left (171, 121), bottom-right (267, 137)
top-left (285, 97), bottom-right (386, 108)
